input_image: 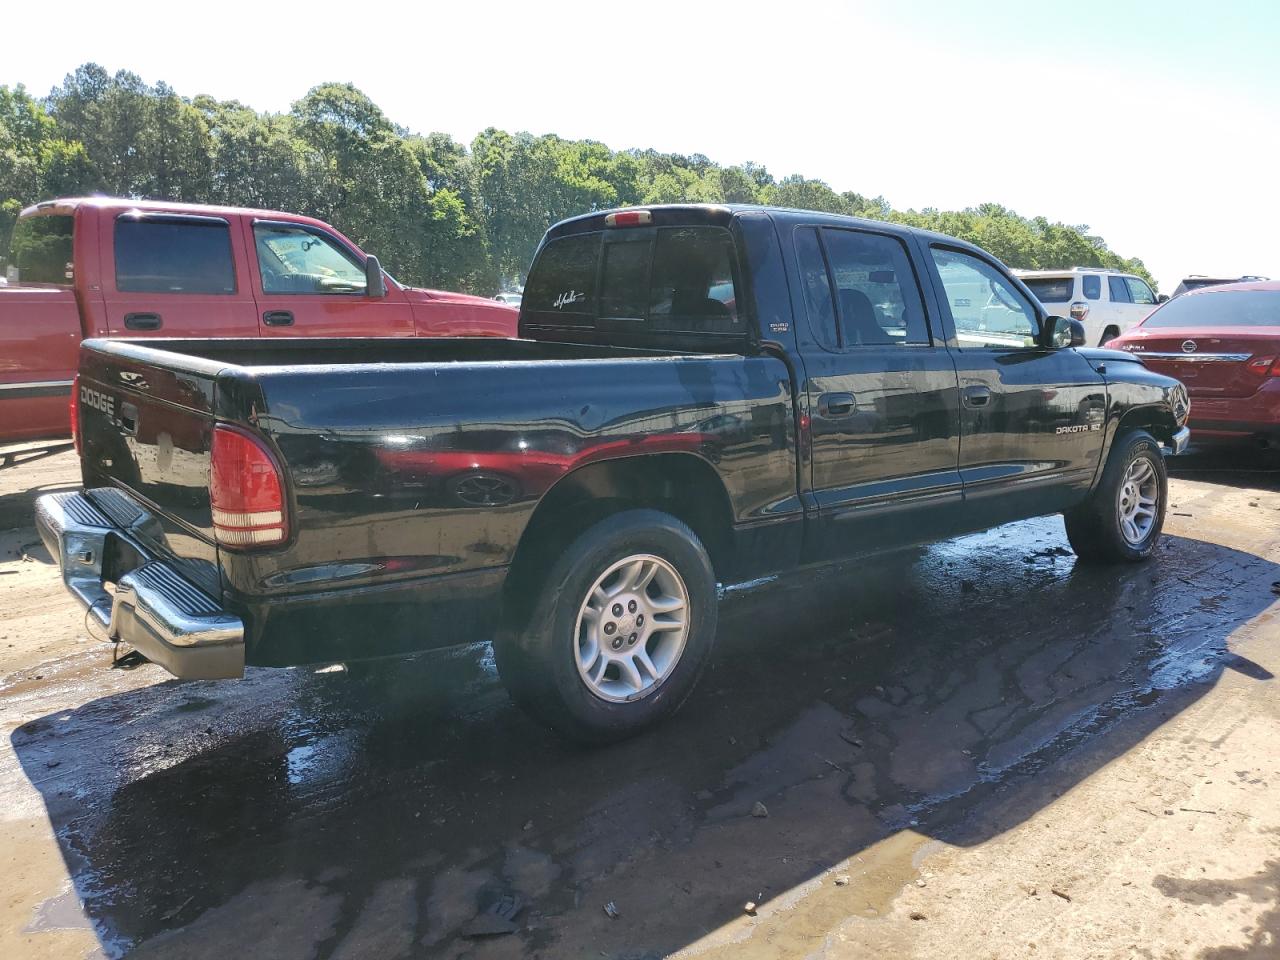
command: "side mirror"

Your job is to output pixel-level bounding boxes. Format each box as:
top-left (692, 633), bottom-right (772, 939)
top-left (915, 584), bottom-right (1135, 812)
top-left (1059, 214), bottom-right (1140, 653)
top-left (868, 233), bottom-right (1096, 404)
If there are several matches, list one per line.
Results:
top-left (364, 255), bottom-right (387, 298)
top-left (1156, 293), bottom-right (1170, 304)
top-left (1042, 315), bottom-right (1086, 349)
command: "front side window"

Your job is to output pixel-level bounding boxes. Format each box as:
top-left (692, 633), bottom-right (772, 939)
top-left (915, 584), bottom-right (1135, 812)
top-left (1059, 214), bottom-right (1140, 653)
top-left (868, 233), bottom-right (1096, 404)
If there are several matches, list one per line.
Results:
top-left (253, 223), bottom-right (366, 295)
top-left (1082, 274), bottom-right (1101, 300)
top-left (931, 247), bottom-right (1038, 348)
top-left (8, 214), bottom-right (74, 285)
top-left (1108, 275), bottom-right (1132, 303)
top-left (1125, 277), bottom-right (1156, 305)
top-left (115, 218), bottom-right (236, 294)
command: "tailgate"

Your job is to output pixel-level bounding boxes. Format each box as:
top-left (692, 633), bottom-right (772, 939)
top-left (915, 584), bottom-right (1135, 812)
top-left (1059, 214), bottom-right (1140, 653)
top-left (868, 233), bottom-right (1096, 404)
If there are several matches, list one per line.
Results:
top-left (76, 341), bottom-right (229, 596)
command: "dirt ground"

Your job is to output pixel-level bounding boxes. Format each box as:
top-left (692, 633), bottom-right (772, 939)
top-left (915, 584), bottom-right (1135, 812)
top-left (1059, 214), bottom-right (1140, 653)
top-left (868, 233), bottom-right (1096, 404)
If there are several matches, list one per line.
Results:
top-left (0, 448), bottom-right (1277, 960)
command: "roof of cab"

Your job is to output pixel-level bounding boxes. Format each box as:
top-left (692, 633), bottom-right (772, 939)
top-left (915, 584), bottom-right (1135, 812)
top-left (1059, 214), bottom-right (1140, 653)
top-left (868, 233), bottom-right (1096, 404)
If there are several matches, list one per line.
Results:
top-left (544, 203), bottom-right (991, 256)
top-left (19, 196), bottom-right (338, 232)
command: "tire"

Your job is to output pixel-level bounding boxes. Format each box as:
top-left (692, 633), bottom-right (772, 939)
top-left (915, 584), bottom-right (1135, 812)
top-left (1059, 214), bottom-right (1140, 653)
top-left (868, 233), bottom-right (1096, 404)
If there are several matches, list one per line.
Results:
top-left (494, 509), bottom-right (717, 742)
top-left (1065, 429), bottom-right (1167, 563)
top-left (1099, 326), bottom-right (1120, 346)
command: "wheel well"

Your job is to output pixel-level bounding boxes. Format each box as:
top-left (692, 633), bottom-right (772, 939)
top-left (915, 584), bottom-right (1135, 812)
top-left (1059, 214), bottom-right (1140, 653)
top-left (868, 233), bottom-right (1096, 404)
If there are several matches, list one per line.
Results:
top-left (502, 454), bottom-right (735, 626)
top-left (1115, 405), bottom-right (1177, 445)
top-left (1099, 325), bottom-right (1120, 345)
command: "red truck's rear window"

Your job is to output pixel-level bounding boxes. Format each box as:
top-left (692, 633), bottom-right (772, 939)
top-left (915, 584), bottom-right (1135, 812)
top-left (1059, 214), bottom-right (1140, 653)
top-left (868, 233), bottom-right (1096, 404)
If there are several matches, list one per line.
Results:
top-left (7, 214), bottom-right (74, 285)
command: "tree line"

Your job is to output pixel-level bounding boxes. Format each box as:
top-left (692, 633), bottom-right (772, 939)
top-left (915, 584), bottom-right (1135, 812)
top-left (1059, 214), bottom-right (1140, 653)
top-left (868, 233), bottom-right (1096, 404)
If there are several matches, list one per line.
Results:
top-left (1, 64), bottom-right (1154, 293)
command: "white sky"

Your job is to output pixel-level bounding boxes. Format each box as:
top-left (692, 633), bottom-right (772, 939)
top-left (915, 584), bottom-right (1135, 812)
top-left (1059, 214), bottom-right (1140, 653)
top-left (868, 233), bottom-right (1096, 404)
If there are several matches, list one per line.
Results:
top-left (5, 0), bottom-right (1278, 293)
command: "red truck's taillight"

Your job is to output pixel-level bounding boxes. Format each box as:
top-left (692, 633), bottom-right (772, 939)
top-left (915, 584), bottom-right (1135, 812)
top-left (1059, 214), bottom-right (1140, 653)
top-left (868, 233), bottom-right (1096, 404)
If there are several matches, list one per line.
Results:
top-left (209, 425), bottom-right (288, 547)
top-left (70, 374), bottom-right (81, 455)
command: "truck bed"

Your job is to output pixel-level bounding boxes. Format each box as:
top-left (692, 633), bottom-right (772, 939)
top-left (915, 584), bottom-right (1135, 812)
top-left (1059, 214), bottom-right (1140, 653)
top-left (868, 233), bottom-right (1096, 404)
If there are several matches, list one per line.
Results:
top-left (75, 336), bottom-right (798, 666)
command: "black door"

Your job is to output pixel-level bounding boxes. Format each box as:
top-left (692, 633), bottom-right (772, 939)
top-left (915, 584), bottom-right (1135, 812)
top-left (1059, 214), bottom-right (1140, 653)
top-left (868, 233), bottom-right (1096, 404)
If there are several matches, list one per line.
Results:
top-left (793, 226), bottom-right (962, 561)
top-left (924, 245), bottom-right (1107, 532)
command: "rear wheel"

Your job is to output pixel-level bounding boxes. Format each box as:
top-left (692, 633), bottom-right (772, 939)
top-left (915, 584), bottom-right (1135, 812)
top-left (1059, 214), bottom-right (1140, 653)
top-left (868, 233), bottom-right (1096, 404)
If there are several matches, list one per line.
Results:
top-left (494, 509), bottom-right (717, 742)
top-left (1065, 429), bottom-right (1167, 562)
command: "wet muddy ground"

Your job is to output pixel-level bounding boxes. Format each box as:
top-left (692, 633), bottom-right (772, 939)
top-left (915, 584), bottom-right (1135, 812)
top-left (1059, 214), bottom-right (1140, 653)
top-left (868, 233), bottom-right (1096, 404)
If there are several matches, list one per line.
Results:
top-left (1, 449), bottom-right (1278, 959)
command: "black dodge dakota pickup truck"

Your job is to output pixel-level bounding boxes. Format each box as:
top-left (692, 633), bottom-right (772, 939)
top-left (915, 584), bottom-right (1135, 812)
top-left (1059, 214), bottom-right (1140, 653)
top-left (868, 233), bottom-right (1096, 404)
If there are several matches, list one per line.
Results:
top-left (37, 204), bottom-right (1190, 739)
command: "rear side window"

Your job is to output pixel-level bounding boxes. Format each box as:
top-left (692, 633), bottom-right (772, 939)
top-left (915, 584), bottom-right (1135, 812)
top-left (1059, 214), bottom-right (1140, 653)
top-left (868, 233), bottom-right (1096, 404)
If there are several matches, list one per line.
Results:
top-left (813, 228), bottom-right (929, 347)
top-left (7, 214), bottom-right (75, 285)
top-left (115, 218), bottom-right (236, 294)
top-left (523, 232), bottom-right (601, 324)
top-left (1023, 277), bottom-right (1074, 303)
top-left (1082, 274), bottom-right (1101, 300)
top-left (795, 227), bottom-right (836, 349)
top-left (1108, 275), bottom-right (1132, 303)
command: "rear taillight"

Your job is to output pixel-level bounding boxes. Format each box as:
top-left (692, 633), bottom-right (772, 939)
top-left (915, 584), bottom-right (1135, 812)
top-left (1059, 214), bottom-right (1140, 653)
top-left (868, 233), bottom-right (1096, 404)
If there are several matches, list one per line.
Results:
top-left (69, 374), bottom-right (81, 455)
top-left (1246, 355), bottom-right (1280, 377)
top-left (1069, 301), bottom-right (1089, 321)
top-left (209, 425), bottom-right (288, 548)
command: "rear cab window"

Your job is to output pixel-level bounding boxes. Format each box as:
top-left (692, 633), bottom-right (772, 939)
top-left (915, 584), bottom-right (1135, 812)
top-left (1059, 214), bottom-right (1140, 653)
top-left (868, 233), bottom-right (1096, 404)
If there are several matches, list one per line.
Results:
top-left (1023, 277), bottom-right (1074, 304)
top-left (114, 216), bottom-right (236, 294)
top-left (522, 222), bottom-right (745, 342)
top-left (7, 213), bottom-right (75, 285)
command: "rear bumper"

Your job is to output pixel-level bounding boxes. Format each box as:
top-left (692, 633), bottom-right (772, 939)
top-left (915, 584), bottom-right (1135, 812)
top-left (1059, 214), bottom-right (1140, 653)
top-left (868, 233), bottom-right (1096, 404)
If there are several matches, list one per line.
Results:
top-left (1187, 380), bottom-right (1280, 439)
top-left (35, 490), bottom-right (244, 680)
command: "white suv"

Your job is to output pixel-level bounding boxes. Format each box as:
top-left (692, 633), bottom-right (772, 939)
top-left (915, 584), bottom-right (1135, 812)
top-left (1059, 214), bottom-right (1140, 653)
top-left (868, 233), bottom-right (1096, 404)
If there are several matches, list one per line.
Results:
top-left (1013, 268), bottom-right (1164, 345)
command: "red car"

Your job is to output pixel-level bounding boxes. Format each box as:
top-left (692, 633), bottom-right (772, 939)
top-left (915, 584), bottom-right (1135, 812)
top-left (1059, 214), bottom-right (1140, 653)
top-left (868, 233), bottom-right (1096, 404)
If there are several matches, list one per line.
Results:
top-left (1110, 280), bottom-right (1280, 443)
top-left (0, 197), bottom-right (518, 445)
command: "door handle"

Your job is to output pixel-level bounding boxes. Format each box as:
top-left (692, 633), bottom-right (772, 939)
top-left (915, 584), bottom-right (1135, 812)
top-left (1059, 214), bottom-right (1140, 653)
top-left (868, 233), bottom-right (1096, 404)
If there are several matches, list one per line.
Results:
top-left (962, 385), bottom-right (992, 408)
top-left (124, 312), bottom-right (162, 331)
top-left (817, 392), bottom-right (857, 418)
top-left (263, 310), bottom-right (294, 327)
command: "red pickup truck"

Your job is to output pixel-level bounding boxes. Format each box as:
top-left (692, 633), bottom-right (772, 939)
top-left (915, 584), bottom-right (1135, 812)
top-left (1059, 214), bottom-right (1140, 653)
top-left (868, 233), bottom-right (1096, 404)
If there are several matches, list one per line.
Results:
top-left (1, 197), bottom-right (517, 444)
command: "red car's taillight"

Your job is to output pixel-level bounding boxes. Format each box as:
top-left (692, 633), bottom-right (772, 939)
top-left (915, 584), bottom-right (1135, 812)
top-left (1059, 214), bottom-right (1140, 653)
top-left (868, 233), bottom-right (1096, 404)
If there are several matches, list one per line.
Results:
top-left (1246, 355), bottom-right (1280, 377)
top-left (209, 425), bottom-right (288, 548)
top-left (1069, 301), bottom-right (1089, 322)
top-left (69, 374), bottom-right (81, 455)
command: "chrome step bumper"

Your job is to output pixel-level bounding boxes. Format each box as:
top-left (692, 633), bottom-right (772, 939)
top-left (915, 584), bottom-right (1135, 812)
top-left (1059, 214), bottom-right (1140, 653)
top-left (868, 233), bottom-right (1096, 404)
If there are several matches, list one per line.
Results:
top-left (35, 490), bottom-right (245, 680)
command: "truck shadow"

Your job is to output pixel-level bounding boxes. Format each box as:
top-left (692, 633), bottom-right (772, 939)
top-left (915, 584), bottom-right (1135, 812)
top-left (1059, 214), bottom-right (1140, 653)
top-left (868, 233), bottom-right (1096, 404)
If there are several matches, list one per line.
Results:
top-left (9, 516), bottom-right (1278, 958)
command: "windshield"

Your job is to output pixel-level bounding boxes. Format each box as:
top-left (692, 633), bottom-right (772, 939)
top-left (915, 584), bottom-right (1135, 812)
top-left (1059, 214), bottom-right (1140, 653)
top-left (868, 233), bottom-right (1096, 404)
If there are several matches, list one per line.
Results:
top-left (1022, 277), bottom-right (1074, 303)
top-left (7, 214), bottom-right (75, 285)
top-left (1143, 289), bottom-right (1280, 328)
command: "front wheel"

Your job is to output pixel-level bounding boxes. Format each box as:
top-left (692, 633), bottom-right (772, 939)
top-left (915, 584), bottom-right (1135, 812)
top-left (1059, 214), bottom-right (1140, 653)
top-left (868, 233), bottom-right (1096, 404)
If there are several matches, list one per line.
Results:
top-left (494, 509), bottom-right (718, 742)
top-left (1065, 429), bottom-right (1168, 562)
